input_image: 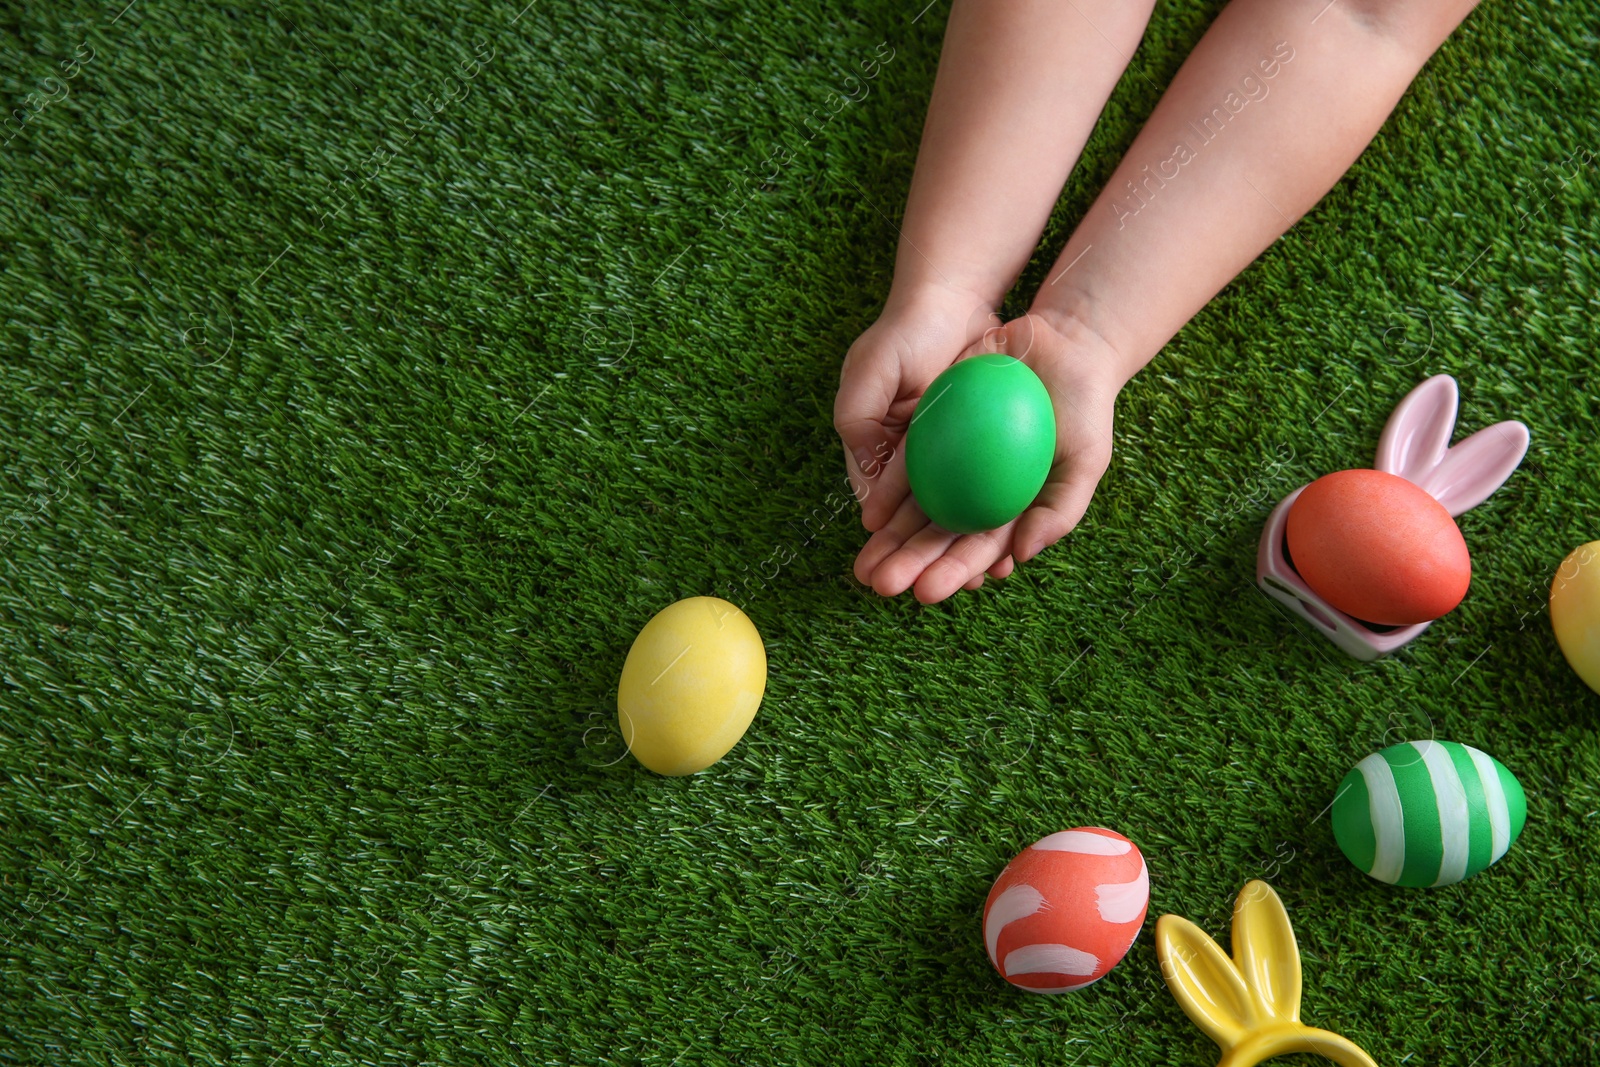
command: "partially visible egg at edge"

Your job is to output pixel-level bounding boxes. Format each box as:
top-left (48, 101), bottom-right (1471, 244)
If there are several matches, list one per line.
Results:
top-left (1551, 540), bottom-right (1600, 695)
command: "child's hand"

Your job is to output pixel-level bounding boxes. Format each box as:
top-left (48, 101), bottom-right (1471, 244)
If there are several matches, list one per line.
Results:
top-left (852, 311), bottom-right (1127, 603)
top-left (833, 283), bottom-right (998, 531)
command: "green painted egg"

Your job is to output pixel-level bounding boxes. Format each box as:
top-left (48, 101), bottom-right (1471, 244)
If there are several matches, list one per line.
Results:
top-left (1331, 740), bottom-right (1526, 888)
top-left (904, 355), bottom-right (1056, 535)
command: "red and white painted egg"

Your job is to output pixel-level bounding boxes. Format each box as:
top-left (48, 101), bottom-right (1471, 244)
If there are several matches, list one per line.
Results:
top-left (982, 827), bottom-right (1149, 993)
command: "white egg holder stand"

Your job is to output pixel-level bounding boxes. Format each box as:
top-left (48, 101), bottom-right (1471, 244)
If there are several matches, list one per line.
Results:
top-left (1256, 375), bottom-right (1530, 661)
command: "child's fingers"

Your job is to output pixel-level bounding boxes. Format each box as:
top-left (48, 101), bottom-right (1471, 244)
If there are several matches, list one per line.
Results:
top-left (1012, 462), bottom-right (1104, 563)
top-left (853, 494), bottom-right (931, 586)
top-left (834, 423), bottom-right (896, 522)
top-left (834, 348), bottom-right (906, 523)
top-left (869, 521), bottom-right (961, 597)
top-left (988, 555), bottom-right (1015, 580)
top-left (911, 526), bottom-right (1014, 604)
top-left (963, 573), bottom-right (985, 591)
top-left (834, 422), bottom-right (912, 532)
top-left (858, 439), bottom-right (913, 533)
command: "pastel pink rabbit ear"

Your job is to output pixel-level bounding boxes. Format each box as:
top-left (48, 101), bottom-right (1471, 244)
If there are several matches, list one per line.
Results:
top-left (1375, 375), bottom-right (1530, 516)
top-left (1416, 419), bottom-right (1530, 517)
top-left (1375, 374), bottom-right (1458, 484)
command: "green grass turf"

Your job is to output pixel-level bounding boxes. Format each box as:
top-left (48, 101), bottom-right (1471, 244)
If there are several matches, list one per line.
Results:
top-left (1, 0), bottom-right (1598, 1062)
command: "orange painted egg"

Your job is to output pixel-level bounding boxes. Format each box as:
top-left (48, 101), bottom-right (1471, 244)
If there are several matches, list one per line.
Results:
top-left (982, 828), bottom-right (1149, 993)
top-left (1286, 469), bottom-right (1470, 625)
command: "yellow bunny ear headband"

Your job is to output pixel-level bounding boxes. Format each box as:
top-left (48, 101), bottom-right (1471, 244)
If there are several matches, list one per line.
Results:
top-left (1155, 880), bottom-right (1378, 1067)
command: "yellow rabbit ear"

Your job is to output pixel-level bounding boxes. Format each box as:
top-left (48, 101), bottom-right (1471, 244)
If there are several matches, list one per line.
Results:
top-left (1231, 880), bottom-right (1303, 1024)
top-left (1160, 885), bottom-right (1382, 1067)
top-left (1155, 914), bottom-right (1258, 1050)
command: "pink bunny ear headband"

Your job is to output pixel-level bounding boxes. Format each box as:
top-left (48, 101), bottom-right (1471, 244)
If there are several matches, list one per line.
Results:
top-left (1257, 375), bottom-right (1529, 660)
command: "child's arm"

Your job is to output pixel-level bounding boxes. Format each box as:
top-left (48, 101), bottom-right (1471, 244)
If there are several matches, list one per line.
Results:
top-left (884, 0), bottom-right (1160, 307)
top-left (1031, 0), bottom-right (1482, 376)
top-left (860, 0), bottom-right (1485, 602)
top-left (834, 0), bottom-right (1158, 533)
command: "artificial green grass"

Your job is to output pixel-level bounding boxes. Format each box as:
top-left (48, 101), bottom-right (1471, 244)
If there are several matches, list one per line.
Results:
top-left (1, 0), bottom-right (1597, 1062)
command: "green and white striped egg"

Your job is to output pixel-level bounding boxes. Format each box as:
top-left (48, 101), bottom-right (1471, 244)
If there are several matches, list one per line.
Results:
top-left (1331, 740), bottom-right (1526, 888)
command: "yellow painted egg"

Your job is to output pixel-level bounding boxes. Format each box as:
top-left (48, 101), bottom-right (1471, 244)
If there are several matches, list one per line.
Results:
top-left (1551, 541), bottom-right (1600, 695)
top-left (617, 596), bottom-right (767, 775)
